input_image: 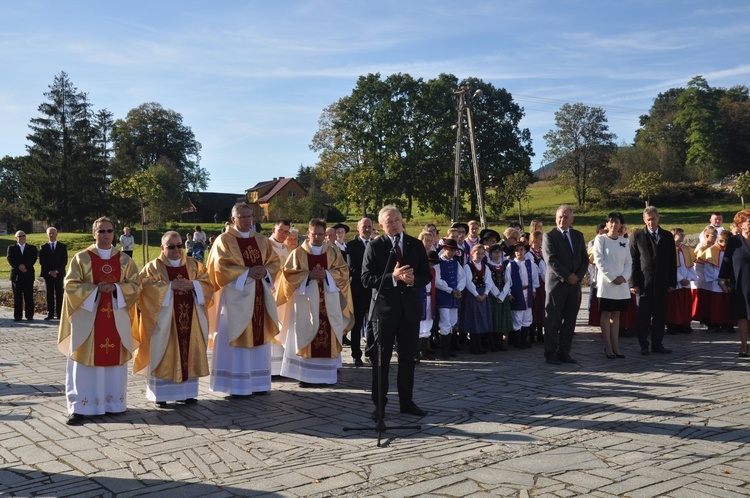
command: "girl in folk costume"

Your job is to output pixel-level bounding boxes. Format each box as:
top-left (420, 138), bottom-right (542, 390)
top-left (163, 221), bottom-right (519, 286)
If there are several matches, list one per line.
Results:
top-left (418, 250), bottom-right (440, 361)
top-left (487, 243), bottom-right (511, 351)
top-left (692, 225), bottom-right (718, 328)
top-left (526, 230), bottom-right (547, 343)
top-left (434, 238), bottom-right (466, 359)
top-left (465, 220), bottom-right (481, 249)
top-left (461, 244), bottom-right (497, 354)
top-left (507, 242), bottom-right (540, 349)
top-left (666, 228), bottom-right (698, 334)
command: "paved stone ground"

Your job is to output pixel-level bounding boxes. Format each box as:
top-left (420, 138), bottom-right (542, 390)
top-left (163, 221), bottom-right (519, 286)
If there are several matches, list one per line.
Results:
top-left (1, 289), bottom-right (749, 497)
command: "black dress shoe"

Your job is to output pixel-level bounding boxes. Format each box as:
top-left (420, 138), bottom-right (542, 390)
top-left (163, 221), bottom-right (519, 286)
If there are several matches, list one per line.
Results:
top-left (342, 336), bottom-right (352, 346)
top-left (183, 398), bottom-right (198, 404)
top-left (557, 353), bottom-right (578, 364)
top-left (652, 346), bottom-right (672, 354)
top-left (26, 317), bottom-right (34, 321)
top-left (13, 318), bottom-right (22, 322)
top-left (66, 413), bottom-right (84, 425)
top-left (353, 358), bottom-right (364, 367)
top-left (545, 354), bottom-right (562, 365)
top-left (400, 402), bottom-right (428, 417)
top-left (640, 348), bottom-right (651, 355)
top-left (44, 316), bottom-right (54, 321)
top-left (156, 401), bottom-right (168, 408)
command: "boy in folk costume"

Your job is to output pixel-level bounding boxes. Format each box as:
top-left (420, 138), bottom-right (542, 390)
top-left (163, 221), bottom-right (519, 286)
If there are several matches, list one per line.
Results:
top-left (487, 244), bottom-right (512, 351)
top-left (666, 228), bottom-right (698, 334)
top-left (461, 244), bottom-right (497, 354)
top-left (526, 230), bottom-right (547, 343)
top-left (507, 242), bottom-right (540, 349)
top-left (434, 238), bottom-right (466, 359)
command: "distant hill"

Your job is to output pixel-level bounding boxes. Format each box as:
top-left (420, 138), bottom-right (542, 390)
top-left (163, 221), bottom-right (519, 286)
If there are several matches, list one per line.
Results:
top-left (533, 161), bottom-right (557, 180)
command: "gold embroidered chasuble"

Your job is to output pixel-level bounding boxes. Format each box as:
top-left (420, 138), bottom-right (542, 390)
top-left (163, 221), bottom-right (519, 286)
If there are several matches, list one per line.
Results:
top-left (134, 254), bottom-right (213, 382)
top-left (275, 240), bottom-right (354, 358)
top-left (57, 245), bottom-right (140, 366)
top-left (206, 227), bottom-right (281, 347)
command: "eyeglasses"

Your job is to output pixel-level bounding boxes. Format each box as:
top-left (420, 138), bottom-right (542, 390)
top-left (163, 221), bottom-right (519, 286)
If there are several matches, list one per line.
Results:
top-left (17, 235), bottom-right (26, 238)
top-left (166, 244), bottom-right (184, 250)
top-left (97, 229), bottom-right (114, 234)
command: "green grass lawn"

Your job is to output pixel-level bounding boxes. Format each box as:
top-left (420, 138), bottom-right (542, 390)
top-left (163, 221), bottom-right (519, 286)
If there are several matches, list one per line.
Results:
top-left (1, 187), bottom-right (745, 280)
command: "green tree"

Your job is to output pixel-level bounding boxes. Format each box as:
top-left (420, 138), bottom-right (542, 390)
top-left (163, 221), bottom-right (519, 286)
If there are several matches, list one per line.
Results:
top-left (23, 71), bottom-right (108, 229)
top-left (609, 145), bottom-right (659, 188)
top-left (734, 171), bottom-right (750, 209)
top-left (629, 171), bottom-right (663, 207)
top-left (0, 155), bottom-right (26, 228)
top-left (111, 102), bottom-right (208, 193)
top-left (502, 171), bottom-right (533, 226)
top-left (676, 76), bottom-right (727, 180)
top-left (634, 87), bottom-right (688, 180)
top-left (543, 103), bottom-right (617, 207)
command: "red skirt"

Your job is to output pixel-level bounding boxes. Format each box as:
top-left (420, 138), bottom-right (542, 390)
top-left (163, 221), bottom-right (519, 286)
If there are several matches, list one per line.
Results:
top-left (588, 291), bottom-right (600, 326)
top-left (694, 289), bottom-right (735, 325)
top-left (532, 287), bottom-right (546, 327)
top-left (666, 288), bottom-right (692, 326)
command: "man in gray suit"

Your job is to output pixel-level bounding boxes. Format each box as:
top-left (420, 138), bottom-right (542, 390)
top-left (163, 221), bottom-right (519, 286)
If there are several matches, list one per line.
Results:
top-left (542, 205), bottom-right (589, 364)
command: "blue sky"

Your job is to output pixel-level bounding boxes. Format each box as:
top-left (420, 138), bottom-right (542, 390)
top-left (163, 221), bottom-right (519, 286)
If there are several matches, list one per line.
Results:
top-left (1, 1), bottom-right (749, 194)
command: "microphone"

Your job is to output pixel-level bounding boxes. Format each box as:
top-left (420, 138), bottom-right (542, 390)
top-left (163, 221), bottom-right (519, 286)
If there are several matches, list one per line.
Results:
top-left (394, 233), bottom-right (401, 246)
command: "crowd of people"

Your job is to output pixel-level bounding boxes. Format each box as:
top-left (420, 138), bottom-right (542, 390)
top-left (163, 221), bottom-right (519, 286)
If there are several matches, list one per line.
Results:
top-left (7, 203), bottom-right (750, 426)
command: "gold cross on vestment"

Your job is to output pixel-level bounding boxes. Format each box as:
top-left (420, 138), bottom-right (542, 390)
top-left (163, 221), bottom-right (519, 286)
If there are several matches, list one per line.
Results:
top-left (100, 338), bottom-right (116, 354)
top-left (100, 301), bottom-right (114, 318)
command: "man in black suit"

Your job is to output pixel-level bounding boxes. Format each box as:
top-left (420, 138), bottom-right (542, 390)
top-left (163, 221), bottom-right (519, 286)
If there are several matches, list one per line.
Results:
top-left (39, 227), bottom-right (68, 320)
top-left (542, 205), bottom-right (589, 365)
top-left (629, 206), bottom-right (677, 355)
top-left (345, 217), bottom-right (374, 367)
top-left (7, 230), bottom-right (38, 321)
top-left (362, 206), bottom-right (431, 421)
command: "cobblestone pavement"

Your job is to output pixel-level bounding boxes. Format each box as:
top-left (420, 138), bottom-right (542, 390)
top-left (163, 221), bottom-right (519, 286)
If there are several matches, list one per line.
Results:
top-left (1, 289), bottom-right (749, 497)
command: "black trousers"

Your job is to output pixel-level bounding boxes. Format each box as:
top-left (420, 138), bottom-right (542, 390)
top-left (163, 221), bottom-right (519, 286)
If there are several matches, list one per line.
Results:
top-left (12, 279), bottom-right (35, 320)
top-left (44, 275), bottom-right (64, 318)
top-left (544, 283), bottom-right (581, 357)
top-left (637, 294), bottom-right (668, 350)
top-left (370, 319), bottom-right (418, 408)
top-left (350, 293), bottom-right (368, 360)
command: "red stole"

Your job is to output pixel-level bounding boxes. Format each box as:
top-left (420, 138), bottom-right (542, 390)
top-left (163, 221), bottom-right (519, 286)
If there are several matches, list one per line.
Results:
top-left (307, 252), bottom-right (334, 358)
top-left (167, 264), bottom-right (193, 382)
top-left (236, 236), bottom-right (266, 346)
top-left (89, 251), bottom-right (122, 367)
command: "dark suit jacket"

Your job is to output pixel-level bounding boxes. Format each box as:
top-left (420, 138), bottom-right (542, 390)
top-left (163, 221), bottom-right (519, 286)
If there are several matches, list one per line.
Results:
top-left (361, 233), bottom-right (431, 323)
top-left (346, 236), bottom-right (369, 302)
top-left (629, 226), bottom-right (677, 297)
top-left (39, 241), bottom-right (68, 277)
top-left (7, 243), bottom-right (38, 283)
top-left (542, 227), bottom-right (588, 291)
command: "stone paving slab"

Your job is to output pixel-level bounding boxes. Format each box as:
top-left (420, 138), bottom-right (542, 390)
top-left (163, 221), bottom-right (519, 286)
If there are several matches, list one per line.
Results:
top-left (1, 288), bottom-right (749, 496)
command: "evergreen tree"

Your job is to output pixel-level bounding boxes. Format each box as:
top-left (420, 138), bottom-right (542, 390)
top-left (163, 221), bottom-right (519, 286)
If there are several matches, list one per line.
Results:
top-left (24, 71), bottom-right (108, 229)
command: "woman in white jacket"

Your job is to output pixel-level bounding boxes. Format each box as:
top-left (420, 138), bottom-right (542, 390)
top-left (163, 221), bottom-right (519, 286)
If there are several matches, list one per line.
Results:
top-left (593, 212), bottom-right (632, 359)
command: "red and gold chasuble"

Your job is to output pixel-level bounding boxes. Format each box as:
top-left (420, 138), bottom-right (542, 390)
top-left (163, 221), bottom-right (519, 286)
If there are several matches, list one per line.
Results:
top-left (89, 251), bottom-right (122, 367)
top-left (236, 236), bottom-right (266, 347)
top-left (166, 265), bottom-right (194, 383)
top-left (306, 252), bottom-right (334, 358)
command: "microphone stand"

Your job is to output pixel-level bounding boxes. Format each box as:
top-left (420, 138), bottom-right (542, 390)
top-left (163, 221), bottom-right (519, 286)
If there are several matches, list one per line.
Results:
top-left (343, 235), bottom-right (421, 447)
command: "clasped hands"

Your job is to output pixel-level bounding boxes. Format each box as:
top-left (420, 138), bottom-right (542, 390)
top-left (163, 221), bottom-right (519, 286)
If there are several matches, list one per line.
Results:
top-left (246, 266), bottom-right (266, 282)
top-left (171, 279), bottom-right (194, 293)
top-left (393, 262), bottom-right (414, 285)
top-left (97, 282), bottom-right (116, 294)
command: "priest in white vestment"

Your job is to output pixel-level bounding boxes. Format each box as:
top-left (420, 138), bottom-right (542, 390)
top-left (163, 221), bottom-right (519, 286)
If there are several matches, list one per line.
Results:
top-left (276, 219), bottom-right (353, 385)
top-left (57, 217), bottom-right (140, 425)
top-left (135, 231), bottom-right (213, 406)
top-left (206, 203), bottom-right (280, 395)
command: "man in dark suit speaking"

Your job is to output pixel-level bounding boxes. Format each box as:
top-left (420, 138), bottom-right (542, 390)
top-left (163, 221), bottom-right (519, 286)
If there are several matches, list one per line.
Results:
top-left (362, 206), bottom-right (431, 421)
top-left (7, 230), bottom-right (38, 321)
top-left (542, 205), bottom-right (589, 365)
top-left (39, 227), bottom-right (68, 320)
